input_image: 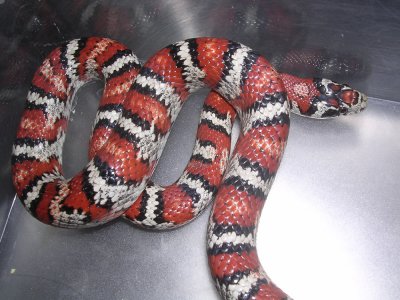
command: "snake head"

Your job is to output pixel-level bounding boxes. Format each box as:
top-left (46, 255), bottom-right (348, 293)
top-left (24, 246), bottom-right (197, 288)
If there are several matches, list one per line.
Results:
top-left (311, 78), bottom-right (367, 118)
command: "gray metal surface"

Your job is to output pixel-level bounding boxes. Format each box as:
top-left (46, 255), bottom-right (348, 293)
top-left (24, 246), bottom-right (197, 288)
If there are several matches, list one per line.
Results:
top-left (0, 1), bottom-right (399, 299)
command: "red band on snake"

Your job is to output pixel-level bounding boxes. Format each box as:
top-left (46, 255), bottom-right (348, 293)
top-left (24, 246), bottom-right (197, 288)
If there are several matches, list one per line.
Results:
top-left (11, 37), bottom-right (367, 299)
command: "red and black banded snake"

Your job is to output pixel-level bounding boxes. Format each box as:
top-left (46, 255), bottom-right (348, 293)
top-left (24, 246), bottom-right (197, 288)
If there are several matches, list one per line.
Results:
top-left (11, 37), bottom-right (367, 299)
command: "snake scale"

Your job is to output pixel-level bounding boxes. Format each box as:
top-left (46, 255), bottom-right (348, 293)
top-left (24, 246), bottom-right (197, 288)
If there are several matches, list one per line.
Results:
top-left (11, 37), bottom-right (367, 299)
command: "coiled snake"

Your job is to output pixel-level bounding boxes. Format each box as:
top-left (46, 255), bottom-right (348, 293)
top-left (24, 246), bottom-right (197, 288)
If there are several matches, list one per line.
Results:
top-left (11, 37), bottom-right (367, 299)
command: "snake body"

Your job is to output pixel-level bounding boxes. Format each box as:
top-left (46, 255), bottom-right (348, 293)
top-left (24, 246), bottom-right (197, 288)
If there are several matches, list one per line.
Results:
top-left (11, 37), bottom-right (367, 299)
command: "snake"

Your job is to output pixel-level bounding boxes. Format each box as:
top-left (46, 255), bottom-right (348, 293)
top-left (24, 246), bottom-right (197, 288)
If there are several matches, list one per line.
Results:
top-left (11, 37), bottom-right (367, 299)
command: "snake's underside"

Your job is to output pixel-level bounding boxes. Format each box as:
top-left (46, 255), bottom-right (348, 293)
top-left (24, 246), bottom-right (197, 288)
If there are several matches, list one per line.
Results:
top-left (11, 37), bottom-right (367, 299)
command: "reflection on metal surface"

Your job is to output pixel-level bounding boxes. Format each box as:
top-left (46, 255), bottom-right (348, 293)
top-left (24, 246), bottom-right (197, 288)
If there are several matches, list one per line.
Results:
top-left (0, 0), bottom-right (399, 299)
top-left (0, 195), bottom-right (16, 244)
top-left (258, 98), bottom-right (400, 299)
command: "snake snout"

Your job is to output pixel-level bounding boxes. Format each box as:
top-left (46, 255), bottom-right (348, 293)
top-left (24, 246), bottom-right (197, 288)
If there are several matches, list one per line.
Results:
top-left (339, 87), bottom-right (368, 115)
top-left (353, 90), bottom-right (368, 113)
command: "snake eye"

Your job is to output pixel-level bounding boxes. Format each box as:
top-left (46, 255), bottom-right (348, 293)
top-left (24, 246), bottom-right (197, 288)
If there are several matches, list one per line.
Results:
top-left (339, 106), bottom-right (348, 114)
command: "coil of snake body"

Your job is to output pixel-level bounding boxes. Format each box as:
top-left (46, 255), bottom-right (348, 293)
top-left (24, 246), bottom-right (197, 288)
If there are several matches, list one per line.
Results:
top-left (11, 37), bottom-right (367, 299)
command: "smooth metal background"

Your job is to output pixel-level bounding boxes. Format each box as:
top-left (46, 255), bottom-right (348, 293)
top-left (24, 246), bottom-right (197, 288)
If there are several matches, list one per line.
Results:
top-left (0, 1), bottom-right (399, 299)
